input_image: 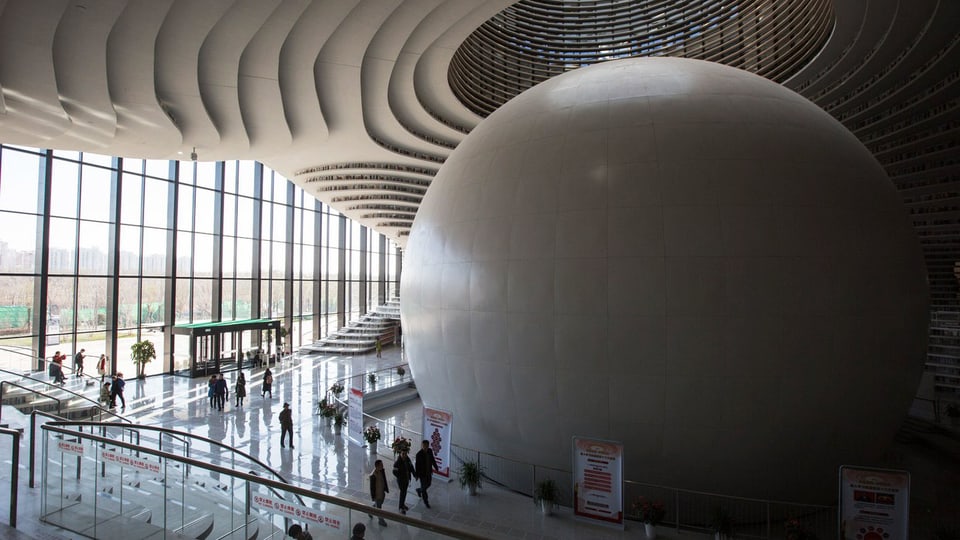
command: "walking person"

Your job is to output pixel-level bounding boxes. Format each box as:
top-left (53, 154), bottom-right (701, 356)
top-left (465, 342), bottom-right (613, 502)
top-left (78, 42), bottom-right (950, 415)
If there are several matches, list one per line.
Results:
top-left (369, 459), bottom-right (389, 526)
top-left (375, 339), bottom-right (382, 358)
top-left (235, 372), bottom-right (246, 407)
top-left (110, 373), bottom-right (126, 409)
top-left (213, 374), bottom-right (228, 411)
top-left (279, 402), bottom-right (293, 449)
top-left (350, 523), bottom-right (365, 540)
top-left (393, 448), bottom-right (414, 513)
top-left (74, 348), bottom-right (85, 377)
top-left (97, 354), bottom-right (107, 382)
top-left (262, 368), bottom-right (273, 398)
top-left (414, 440), bottom-right (440, 508)
top-left (51, 351), bottom-right (66, 385)
top-left (207, 375), bottom-right (217, 407)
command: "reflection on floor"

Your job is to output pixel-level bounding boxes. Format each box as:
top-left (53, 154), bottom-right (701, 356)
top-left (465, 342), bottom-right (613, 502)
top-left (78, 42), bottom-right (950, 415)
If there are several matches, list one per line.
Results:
top-left (0, 343), bottom-right (957, 539)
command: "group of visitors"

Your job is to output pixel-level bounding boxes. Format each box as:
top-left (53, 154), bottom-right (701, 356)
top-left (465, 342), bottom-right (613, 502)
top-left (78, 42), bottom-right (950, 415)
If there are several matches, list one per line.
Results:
top-left (206, 369), bottom-right (271, 412)
top-left (98, 373), bottom-right (125, 409)
top-left (367, 440), bottom-right (440, 527)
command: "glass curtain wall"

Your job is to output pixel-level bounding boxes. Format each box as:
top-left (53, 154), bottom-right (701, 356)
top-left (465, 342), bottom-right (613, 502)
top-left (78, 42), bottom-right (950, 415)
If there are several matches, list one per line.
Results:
top-left (0, 144), bottom-right (399, 376)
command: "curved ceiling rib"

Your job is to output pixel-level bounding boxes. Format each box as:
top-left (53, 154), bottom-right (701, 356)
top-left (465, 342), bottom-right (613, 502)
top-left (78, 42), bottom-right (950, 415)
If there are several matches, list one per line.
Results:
top-left (0, 0), bottom-right (958, 257)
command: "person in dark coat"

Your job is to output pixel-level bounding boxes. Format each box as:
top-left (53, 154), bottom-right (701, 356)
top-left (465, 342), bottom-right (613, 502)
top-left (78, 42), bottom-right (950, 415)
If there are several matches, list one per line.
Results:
top-left (393, 448), bottom-right (414, 513)
top-left (414, 440), bottom-right (439, 508)
top-left (279, 402), bottom-right (293, 449)
top-left (286, 524), bottom-right (312, 540)
top-left (235, 372), bottom-right (246, 407)
top-left (369, 459), bottom-right (389, 526)
top-left (350, 523), bottom-right (365, 540)
top-left (213, 374), bottom-right (228, 411)
top-left (110, 373), bottom-right (126, 409)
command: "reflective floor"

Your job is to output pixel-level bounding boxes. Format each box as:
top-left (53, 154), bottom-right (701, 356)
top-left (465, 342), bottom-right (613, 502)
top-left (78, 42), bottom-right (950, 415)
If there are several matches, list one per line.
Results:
top-left (2, 345), bottom-right (687, 539)
top-left (2, 343), bottom-right (957, 539)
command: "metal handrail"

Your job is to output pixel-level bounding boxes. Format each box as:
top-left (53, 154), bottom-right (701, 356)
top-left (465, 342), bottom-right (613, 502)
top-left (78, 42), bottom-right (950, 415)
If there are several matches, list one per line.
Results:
top-left (40, 418), bottom-right (303, 506)
top-left (39, 422), bottom-right (487, 540)
top-left (0, 369), bottom-right (127, 423)
top-left (0, 427), bottom-right (20, 528)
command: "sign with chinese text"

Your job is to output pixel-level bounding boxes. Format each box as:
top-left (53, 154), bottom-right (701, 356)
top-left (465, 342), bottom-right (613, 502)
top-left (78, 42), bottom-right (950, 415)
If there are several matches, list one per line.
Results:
top-left (421, 406), bottom-right (452, 479)
top-left (348, 386), bottom-right (363, 446)
top-left (57, 440), bottom-right (84, 456)
top-left (840, 466), bottom-right (909, 540)
top-left (101, 450), bottom-right (160, 474)
top-left (573, 437), bottom-right (623, 528)
top-left (251, 493), bottom-right (341, 531)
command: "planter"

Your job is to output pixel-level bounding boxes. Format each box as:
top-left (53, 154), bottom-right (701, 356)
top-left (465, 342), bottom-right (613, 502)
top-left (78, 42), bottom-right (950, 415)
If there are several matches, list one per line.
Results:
top-left (368, 442), bottom-right (378, 454)
top-left (466, 482), bottom-right (478, 496)
top-left (539, 500), bottom-right (554, 516)
top-left (644, 523), bottom-right (656, 539)
top-left (334, 424), bottom-right (342, 436)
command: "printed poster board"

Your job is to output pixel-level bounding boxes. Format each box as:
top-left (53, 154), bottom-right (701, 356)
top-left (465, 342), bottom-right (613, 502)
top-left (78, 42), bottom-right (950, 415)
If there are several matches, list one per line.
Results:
top-left (573, 437), bottom-right (624, 528)
top-left (421, 406), bottom-right (452, 479)
top-left (347, 386), bottom-right (363, 446)
top-left (839, 466), bottom-right (910, 540)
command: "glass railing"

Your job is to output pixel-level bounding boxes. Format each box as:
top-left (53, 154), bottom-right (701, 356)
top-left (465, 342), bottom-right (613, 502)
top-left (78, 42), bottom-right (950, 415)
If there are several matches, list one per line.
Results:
top-left (39, 420), bottom-right (486, 539)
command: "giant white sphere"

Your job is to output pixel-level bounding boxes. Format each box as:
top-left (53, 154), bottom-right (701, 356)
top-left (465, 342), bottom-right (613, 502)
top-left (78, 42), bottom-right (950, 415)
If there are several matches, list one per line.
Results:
top-left (401, 58), bottom-right (928, 502)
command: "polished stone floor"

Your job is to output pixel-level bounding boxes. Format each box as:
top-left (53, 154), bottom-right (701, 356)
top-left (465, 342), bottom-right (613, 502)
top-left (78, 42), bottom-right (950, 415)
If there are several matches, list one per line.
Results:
top-left (0, 343), bottom-right (957, 539)
top-left (0, 345), bottom-right (695, 540)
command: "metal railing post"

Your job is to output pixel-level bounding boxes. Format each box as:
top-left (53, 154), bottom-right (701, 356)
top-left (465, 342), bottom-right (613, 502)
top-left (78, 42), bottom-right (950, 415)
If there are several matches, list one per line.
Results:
top-left (28, 413), bottom-right (36, 488)
top-left (0, 428), bottom-right (22, 528)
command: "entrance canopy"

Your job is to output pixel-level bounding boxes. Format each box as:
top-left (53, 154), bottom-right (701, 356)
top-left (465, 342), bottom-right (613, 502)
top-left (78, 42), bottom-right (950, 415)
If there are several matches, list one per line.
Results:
top-left (173, 319), bottom-right (282, 377)
top-left (172, 318), bottom-right (281, 338)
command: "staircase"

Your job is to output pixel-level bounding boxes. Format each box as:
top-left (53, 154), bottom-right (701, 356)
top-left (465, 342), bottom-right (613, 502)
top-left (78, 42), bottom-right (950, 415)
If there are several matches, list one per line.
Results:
top-left (303, 297), bottom-right (400, 355)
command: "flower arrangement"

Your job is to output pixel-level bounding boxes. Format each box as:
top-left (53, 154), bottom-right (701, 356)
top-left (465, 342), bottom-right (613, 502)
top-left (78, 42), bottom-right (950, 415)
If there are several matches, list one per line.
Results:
top-left (632, 497), bottom-right (666, 525)
top-left (318, 398), bottom-right (337, 418)
top-left (333, 411), bottom-right (346, 428)
top-left (367, 372), bottom-right (377, 385)
top-left (330, 381), bottom-right (344, 396)
top-left (396, 365), bottom-right (406, 377)
top-left (363, 425), bottom-right (382, 444)
top-left (391, 436), bottom-right (411, 455)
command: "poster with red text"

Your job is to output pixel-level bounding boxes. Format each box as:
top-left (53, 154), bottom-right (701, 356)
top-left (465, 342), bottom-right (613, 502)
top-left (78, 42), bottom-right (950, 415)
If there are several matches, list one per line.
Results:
top-left (573, 437), bottom-right (623, 528)
top-left (421, 406), bottom-right (452, 479)
top-left (348, 387), bottom-right (363, 446)
top-left (840, 466), bottom-right (909, 540)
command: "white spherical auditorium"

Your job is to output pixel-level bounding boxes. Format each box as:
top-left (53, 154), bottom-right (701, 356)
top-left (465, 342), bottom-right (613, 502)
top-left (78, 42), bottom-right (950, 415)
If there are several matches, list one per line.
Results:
top-left (400, 57), bottom-right (929, 501)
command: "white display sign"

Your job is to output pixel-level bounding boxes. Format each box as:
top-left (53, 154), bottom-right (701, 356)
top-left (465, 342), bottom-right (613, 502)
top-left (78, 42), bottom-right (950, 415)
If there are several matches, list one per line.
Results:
top-left (839, 466), bottom-right (910, 540)
top-left (101, 450), bottom-right (160, 474)
top-left (57, 440), bottom-right (84, 456)
top-left (573, 437), bottom-right (623, 528)
top-left (421, 406), bottom-right (453, 478)
top-left (251, 493), bottom-right (342, 531)
top-left (348, 387), bottom-right (363, 446)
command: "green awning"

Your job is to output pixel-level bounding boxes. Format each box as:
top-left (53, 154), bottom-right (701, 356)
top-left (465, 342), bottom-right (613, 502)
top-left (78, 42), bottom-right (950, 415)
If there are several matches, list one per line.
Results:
top-left (172, 319), bottom-right (281, 336)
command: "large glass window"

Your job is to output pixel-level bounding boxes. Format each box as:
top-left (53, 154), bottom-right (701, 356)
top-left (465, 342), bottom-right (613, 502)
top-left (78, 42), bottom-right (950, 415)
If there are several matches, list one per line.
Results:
top-left (0, 144), bottom-right (400, 375)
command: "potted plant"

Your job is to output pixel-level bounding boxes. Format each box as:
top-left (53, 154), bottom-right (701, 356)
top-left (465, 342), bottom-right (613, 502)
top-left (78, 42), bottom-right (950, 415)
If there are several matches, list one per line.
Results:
top-left (633, 496), bottom-right (666, 538)
top-left (396, 365), bottom-right (406, 380)
top-left (363, 424), bottom-right (381, 451)
top-left (534, 479), bottom-right (558, 516)
top-left (391, 436), bottom-right (411, 456)
top-left (130, 339), bottom-right (156, 380)
top-left (711, 506), bottom-right (734, 540)
top-left (318, 398), bottom-right (336, 420)
top-left (457, 460), bottom-right (483, 496)
top-left (367, 372), bottom-right (377, 387)
top-left (329, 381), bottom-right (344, 397)
top-left (333, 411), bottom-right (346, 435)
